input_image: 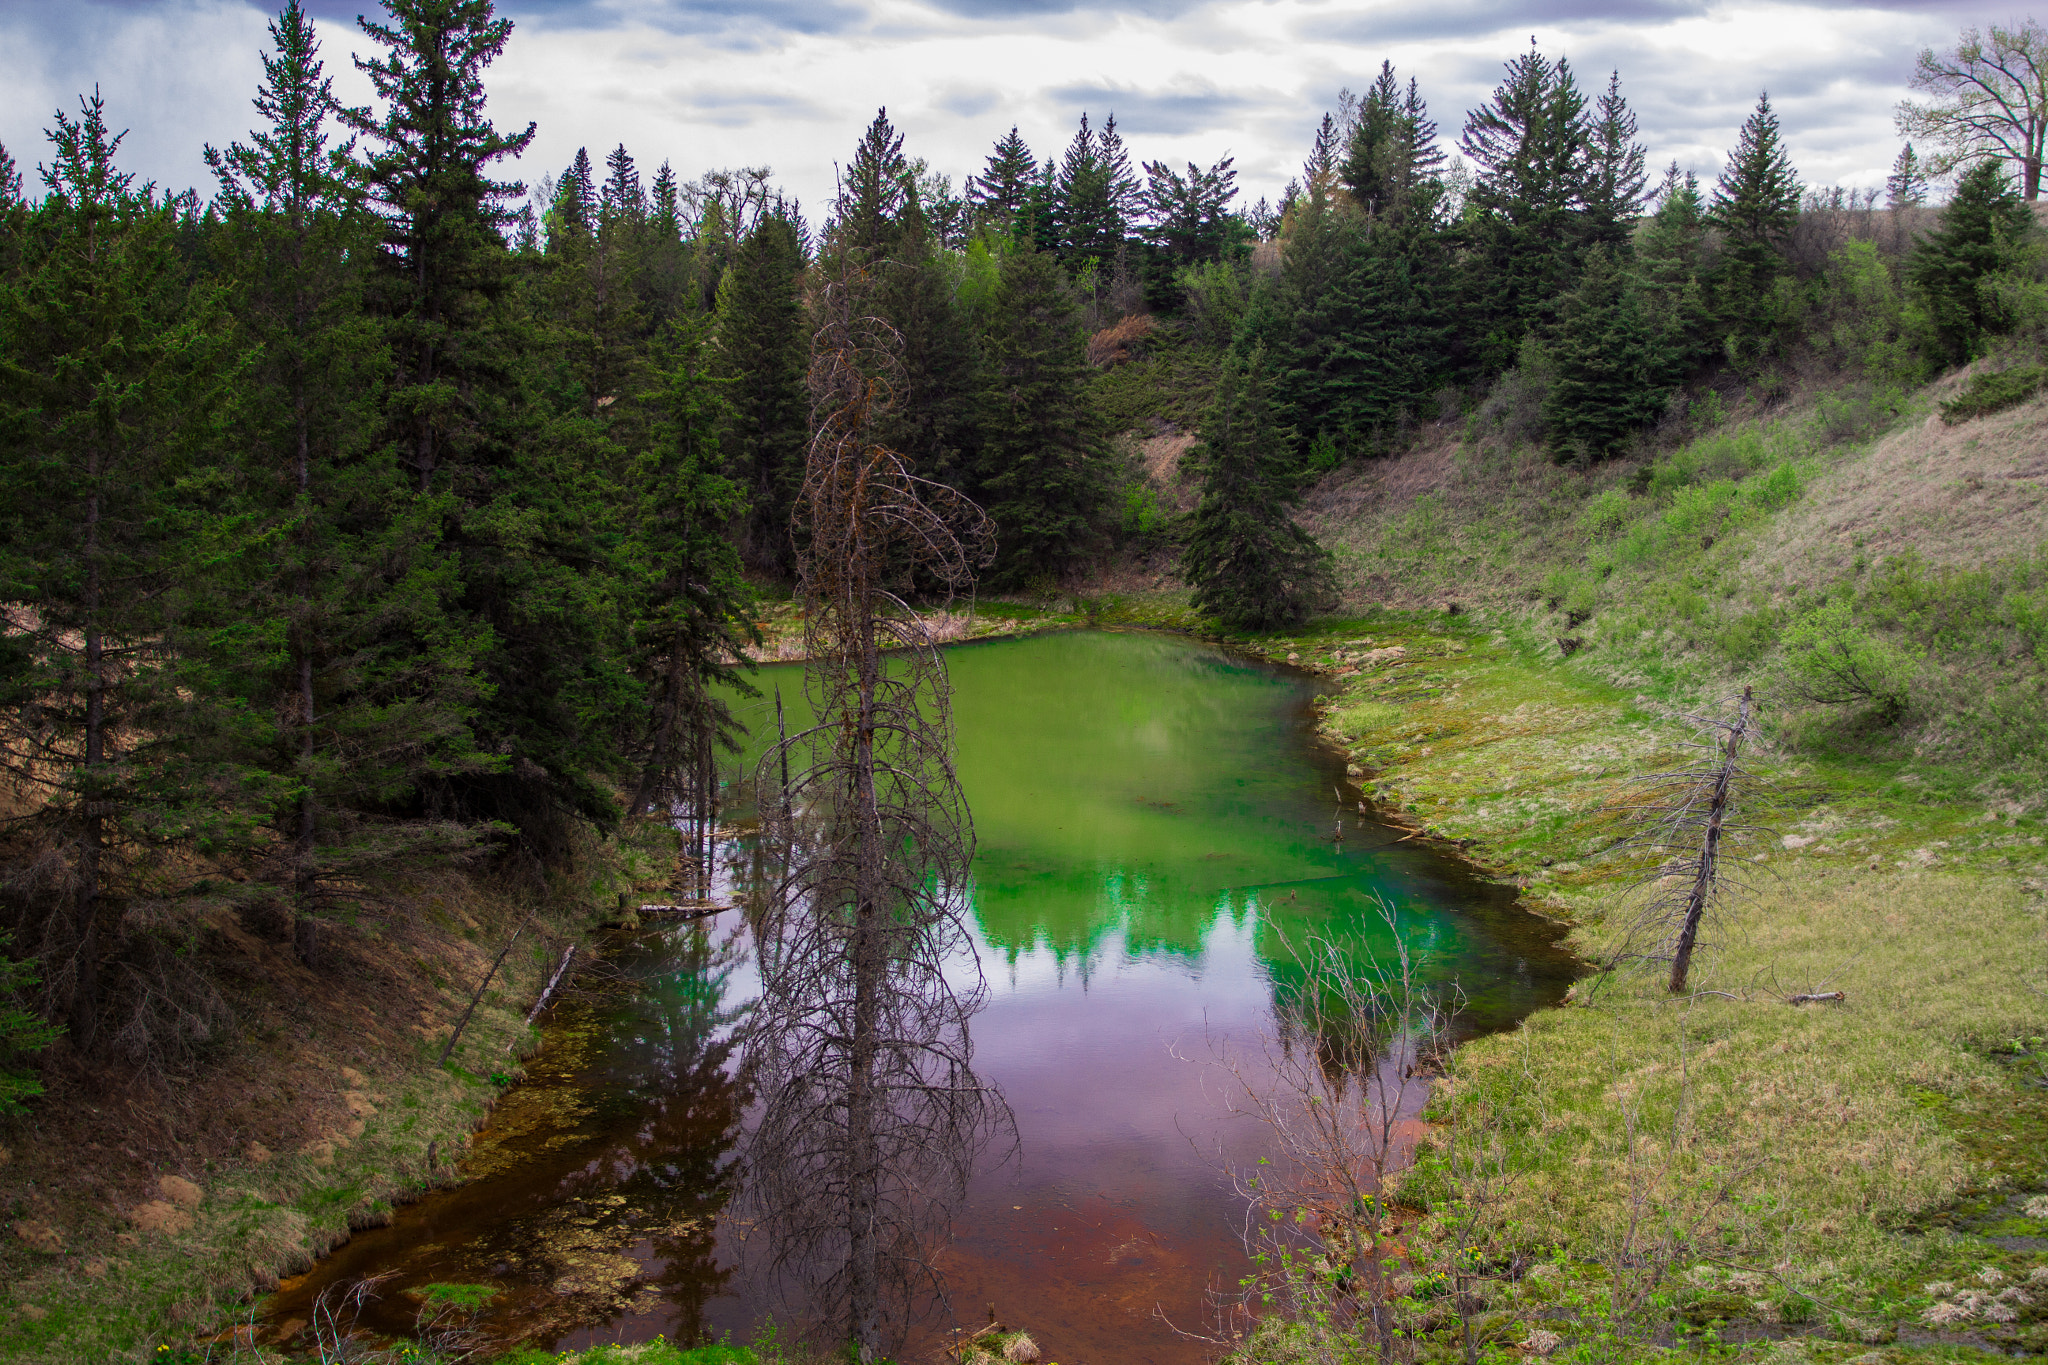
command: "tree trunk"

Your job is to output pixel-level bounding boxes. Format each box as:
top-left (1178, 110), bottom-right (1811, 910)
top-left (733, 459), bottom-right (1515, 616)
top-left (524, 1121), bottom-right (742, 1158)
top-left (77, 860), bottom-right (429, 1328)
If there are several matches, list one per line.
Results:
top-left (847, 645), bottom-right (884, 1359)
top-left (1668, 687), bottom-right (1750, 994)
top-left (76, 477), bottom-right (105, 1046)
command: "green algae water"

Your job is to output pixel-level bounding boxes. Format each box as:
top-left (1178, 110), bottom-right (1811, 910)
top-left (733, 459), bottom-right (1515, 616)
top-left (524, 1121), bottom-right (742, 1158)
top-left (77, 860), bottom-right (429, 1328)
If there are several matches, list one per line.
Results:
top-left (267, 630), bottom-right (1577, 1362)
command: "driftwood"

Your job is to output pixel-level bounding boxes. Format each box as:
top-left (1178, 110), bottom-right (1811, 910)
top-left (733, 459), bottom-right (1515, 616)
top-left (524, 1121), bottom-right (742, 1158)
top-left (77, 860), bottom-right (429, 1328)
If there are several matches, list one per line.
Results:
top-left (638, 902), bottom-right (729, 919)
top-left (440, 927), bottom-right (522, 1064)
top-left (521, 945), bottom-right (577, 1029)
top-left (1788, 990), bottom-right (1846, 1005)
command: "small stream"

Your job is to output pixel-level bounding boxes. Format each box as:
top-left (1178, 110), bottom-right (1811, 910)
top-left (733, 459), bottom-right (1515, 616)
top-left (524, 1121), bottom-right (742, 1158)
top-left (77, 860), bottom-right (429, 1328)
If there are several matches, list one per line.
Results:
top-left (267, 630), bottom-right (1579, 1363)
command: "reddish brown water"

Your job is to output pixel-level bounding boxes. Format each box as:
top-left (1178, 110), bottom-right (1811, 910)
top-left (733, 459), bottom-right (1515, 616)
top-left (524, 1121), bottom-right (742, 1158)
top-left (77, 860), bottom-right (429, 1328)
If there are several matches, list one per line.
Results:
top-left (267, 631), bottom-right (1577, 1362)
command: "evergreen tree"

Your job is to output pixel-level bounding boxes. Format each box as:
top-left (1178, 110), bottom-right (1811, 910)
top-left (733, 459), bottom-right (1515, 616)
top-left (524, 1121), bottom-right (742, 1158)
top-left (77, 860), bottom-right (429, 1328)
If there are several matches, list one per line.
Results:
top-left (1055, 113), bottom-right (1121, 275)
top-left (0, 92), bottom-right (238, 1036)
top-left (1458, 43), bottom-right (1594, 362)
top-left (715, 207), bottom-right (810, 573)
top-left (204, 1), bottom-right (490, 963)
top-left (1907, 156), bottom-right (2036, 362)
top-left (1583, 70), bottom-right (1650, 253)
top-left (1182, 347), bottom-right (1335, 631)
top-left (974, 249), bottom-right (1115, 586)
top-left (651, 160), bottom-right (683, 237)
top-left (623, 316), bottom-right (757, 820)
top-left (969, 126), bottom-right (1036, 237)
top-left (1706, 92), bottom-right (1801, 356)
top-left (1341, 62), bottom-right (1442, 220)
top-left (1886, 143), bottom-right (1930, 208)
top-left (1098, 114), bottom-right (1144, 226)
top-left (1633, 162), bottom-right (1713, 381)
top-left (1313, 189), bottom-right (1455, 452)
top-left (832, 107), bottom-right (909, 263)
top-left (1544, 245), bottom-right (1667, 459)
top-left (875, 210), bottom-right (982, 495)
top-left (557, 145), bottom-right (596, 239)
top-left (0, 142), bottom-right (21, 207)
top-left (340, 0), bottom-right (536, 491)
top-left (1140, 155), bottom-right (1240, 270)
top-left (601, 143), bottom-right (644, 223)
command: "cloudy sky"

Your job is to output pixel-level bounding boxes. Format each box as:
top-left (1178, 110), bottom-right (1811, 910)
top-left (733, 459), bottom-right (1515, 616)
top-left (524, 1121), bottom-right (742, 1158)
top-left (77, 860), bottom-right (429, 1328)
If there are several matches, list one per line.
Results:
top-left (0, 0), bottom-right (1980, 219)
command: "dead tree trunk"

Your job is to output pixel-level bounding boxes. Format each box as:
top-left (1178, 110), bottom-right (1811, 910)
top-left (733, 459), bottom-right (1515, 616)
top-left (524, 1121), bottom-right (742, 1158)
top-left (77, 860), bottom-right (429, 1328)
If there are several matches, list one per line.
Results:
top-left (1668, 688), bottom-right (1751, 994)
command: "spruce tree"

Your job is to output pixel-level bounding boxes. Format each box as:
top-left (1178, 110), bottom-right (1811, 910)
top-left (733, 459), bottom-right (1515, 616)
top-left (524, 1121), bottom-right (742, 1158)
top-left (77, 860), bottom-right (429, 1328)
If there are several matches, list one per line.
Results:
top-left (558, 146), bottom-right (596, 239)
top-left (624, 316), bottom-right (757, 820)
top-left (1183, 347), bottom-right (1335, 631)
top-left (601, 143), bottom-right (643, 223)
top-left (1458, 43), bottom-right (1594, 362)
top-left (875, 211), bottom-right (982, 495)
top-left (832, 107), bottom-right (909, 263)
top-left (974, 248), bottom-right (1115, 586)
top-left (1342, 62), bottom-right (1442, 220)
top-left (204, 1), bottom-right (490, 962)
top-left (1886, 143), bottom-right (1930, 208)
top-left (1582, 70), bottom-right (1650, 253)
top-left (715, 208), bottom-right (810, 573)
top-left (0, 142), bottom-right (20, 207)
top-left (1056, 113), bottom-right (1120, 277)
top-left (0, 92), bottom-right (238, 1035)
top-left (1706, 92), bottom-right (1802, 356)
top-left (1098, 114), bottom-right (1144, 227)
top-left (1544, 246), bottom-right (1667, 460)
top-left (969, 127), bottom-right (1037, 238)
top-left (1908, 157), bottom-right (2036, 362)
top-left (1633, 162), bottom-right (1713, 382)
top-left (1314, 189), bottom-right (1455, 452)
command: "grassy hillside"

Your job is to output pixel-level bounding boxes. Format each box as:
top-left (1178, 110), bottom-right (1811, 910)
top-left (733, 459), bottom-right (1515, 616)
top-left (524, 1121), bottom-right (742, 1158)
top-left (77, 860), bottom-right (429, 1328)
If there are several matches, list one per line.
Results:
top-left (1175, 362), bottom-right (2048, 1362)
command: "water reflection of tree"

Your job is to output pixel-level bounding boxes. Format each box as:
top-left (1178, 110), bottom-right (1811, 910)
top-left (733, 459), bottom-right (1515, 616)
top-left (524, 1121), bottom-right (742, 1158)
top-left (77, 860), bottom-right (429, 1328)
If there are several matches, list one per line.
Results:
top-left (738, 255), bottom-right (1011, 1360)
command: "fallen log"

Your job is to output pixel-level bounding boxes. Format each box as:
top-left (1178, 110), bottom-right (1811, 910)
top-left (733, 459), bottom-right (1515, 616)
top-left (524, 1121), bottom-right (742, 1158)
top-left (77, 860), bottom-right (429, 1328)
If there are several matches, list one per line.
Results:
top-left (1788, 991), bottom-right (1845, 1005)
top-left (521, 945), bottom-right (577, 1030)
top-left (638, 902), bottom-right (730, 919)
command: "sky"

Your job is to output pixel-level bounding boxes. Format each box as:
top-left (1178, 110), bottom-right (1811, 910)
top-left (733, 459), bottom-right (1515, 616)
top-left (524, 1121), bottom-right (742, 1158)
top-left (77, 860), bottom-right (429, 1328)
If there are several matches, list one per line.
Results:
top-left (0, 0), bottom-right (1986, 221)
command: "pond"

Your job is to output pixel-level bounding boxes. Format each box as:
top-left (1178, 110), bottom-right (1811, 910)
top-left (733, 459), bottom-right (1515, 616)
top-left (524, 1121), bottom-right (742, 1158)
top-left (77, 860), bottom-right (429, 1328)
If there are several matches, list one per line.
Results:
top-left (266, 629), bottom-right (1579, 1362)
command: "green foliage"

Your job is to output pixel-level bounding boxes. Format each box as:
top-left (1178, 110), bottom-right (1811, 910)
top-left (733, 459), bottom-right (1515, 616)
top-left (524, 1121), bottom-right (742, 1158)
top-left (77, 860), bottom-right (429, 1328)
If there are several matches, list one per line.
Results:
top-left (0, 930), bottom-right (58, 1115)
top-left (975, 248), bottom-right (1117, 585)
top-left (1908, 158), bottom-right (2037, 364)
top-left (1183, 347), bottom-right (1336, 630)
top-left (715, 208), bottom-right (808, 573)
top-left (1543, 246), bottom-right (1670, 460)
top-left (1580, 488), bottom-right (1633, 537)
top-left (1707, 93), bottom-right (1802, 357)
top-left (1939, 363), bottom-right (2046, 423)
top-left (1775, 597), bottom-right (1916, 720)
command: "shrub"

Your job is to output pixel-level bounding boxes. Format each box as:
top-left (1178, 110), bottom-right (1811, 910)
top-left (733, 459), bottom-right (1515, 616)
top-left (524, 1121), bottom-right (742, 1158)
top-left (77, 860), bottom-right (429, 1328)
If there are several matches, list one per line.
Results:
top-left (1739, 461), bottom-right (1803, 514)
top-left (0, 930), bottom-right (59, 1116)
top-left (1775, 599), bottom-right (1915, 721)
top-left (1581, 487), bottom-right (1634, 537)
top-left (1938, 364), bottom-right (2045, 424)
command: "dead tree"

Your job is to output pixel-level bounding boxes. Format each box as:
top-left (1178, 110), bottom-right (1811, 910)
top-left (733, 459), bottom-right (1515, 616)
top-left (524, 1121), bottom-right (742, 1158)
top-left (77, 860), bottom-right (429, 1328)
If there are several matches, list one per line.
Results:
top-left (1213, 897), bottom-right (1462, 1362)
top-left (739, 257), bottom-right (1008, 1360)
top-left (1608, 688), bottom-right (1767, 994)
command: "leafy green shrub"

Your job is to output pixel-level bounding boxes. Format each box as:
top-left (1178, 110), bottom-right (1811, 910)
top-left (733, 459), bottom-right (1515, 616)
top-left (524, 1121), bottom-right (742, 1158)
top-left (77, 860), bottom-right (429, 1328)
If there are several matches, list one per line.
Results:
top-left (1938, 364), bottom-right (2046, 424)
top-left (1714, 608), bottom-right (1780, 663)
top-left (1580, 487), bottom-right (1633, 537)
top-left (1775, 599), bottom-right (1916, 721)
top-left (1738, 461), bottom-right (1802, 514)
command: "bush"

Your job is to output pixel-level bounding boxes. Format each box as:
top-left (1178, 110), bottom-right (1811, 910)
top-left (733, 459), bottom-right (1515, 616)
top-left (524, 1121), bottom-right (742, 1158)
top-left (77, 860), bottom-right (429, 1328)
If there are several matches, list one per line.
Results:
top-left (1938, 364), bottom-right (2045, 424)
top-left (1, 930), bottom-right (59, 1116)
top-left (1775, 599), bottom-right (1915, 721)
top-left (1580, 487), bottom-right (1634, 537)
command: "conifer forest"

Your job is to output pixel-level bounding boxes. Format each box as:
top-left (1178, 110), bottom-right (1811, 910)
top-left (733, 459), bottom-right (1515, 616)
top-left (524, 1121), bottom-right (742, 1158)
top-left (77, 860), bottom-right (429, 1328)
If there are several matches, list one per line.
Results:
top-left (6, 1), bottom-right (2048, 1363)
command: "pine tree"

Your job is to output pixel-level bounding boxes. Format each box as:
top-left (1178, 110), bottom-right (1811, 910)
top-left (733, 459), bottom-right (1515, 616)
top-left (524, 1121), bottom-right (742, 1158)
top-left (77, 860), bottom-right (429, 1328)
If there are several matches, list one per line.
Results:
top-left (1707, 92), bottom-right (1802, 356)
top-left (203, 1), bottom-right (491, 963)
top-left (1633, 162), bottom-right (1712, 382)
top-left (1342, 62), bottom-right (1440, 219)
top-left (831, 107), bottom-right (909, 263)
top-left (969, 126), bottom-right (1037, 238)
top-left (1544, 246), bottom-right (1667, 460)
top-left (623, 316), bottom-right (757, 821)
top-left (0, 92), bottom-right (239, 1035)
top-left (1314, 190), bottom-right (1455, 452)
top-left (339, 0), bottom-right (536, 491)
top-left (1908, 156), bottom-right (2036, 362)
top-left (601, 143), bottom-right (644, 224)
top-left (1582, 70), bottom-right (1650, 253)
top-left (1886, 143), bottom-right (1930, 208)
top-left (1183, 347), bottom-right (1335, 631)
top-left (1458, 42), bottom-right (1594, 361)
top-left (715, 208), bottom-right (810, 573)
top-left (557, 145), bottom-right (596, 240)
top-left (0, 141), bottom-right (22, 207)
top-left (1056, 113), bottom-right (1121, 277)
top-left (974, 249), bottom-right (1115, 586)
top-left (875, 211), bottom-right (982, 495)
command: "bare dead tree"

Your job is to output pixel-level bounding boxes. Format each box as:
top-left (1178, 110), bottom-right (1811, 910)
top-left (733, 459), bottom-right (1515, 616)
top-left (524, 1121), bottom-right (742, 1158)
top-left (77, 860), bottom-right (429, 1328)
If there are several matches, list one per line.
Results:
top-left (1209, 897), bottom-right (1461, 1363)
top-left (1604, 688), bottom-right (1768, 994)
top-left (739, 254), bottom-right (1009, 1360)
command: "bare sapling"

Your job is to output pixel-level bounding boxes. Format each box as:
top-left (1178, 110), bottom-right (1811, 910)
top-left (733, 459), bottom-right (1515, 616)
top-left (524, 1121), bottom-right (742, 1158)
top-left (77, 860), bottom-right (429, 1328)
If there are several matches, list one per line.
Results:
top-left (1213, 895), bottom-right (1461, 1362)
top-left (739, 255), bottom-right (1011, 1361)
top-left (1608, 687), bottom-right (1768, 994)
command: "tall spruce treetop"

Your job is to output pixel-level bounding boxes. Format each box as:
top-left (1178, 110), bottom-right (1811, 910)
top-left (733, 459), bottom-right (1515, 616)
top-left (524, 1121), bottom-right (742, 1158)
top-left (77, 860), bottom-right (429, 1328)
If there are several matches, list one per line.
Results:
top-left (1707, 92), bottom-right (1801, 348)
top-left (834, 108), bottom-right (910, 260)
top-left (203, 0), bottom-right (351, 217)
top-left (1583, 70), bottom-right (1649, 251)
top-left (969, 126), bottom-right (1037, 234)
top-left (1056, 113), bottom-right (1121, 270)
top-left (557, 146), bottom-right (596, 237)
top-left (1140, 156), bottom-right (1239, 269)
top-left (1886, 143), bottom-right (1930, 208)
top-left (650, 160), bottom-right (682, 238)
top-left (340, 0), bottom-right (535, 490)
top-left (1098, 114), bottom-right (1144, 225)
top-left (0, 141), bottom-right (19, 207)
top-left (1342, 62), bottom-right (1443, 220)
top-left (1459, 42), bottom-right (1594, 350)
top-left (602, 143), bottom-right (644, 223)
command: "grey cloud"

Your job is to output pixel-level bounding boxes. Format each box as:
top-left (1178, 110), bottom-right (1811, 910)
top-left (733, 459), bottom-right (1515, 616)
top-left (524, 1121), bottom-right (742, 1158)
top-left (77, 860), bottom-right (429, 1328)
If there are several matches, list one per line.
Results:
top-left (933, 86), bottom-right (1001, 120)
top-left (913, 0), bottom-right (1201, 16)
top-left (661, 86), bottom-right (832, 129)
top-left (1043, 80), bottom-right (1266, 136)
